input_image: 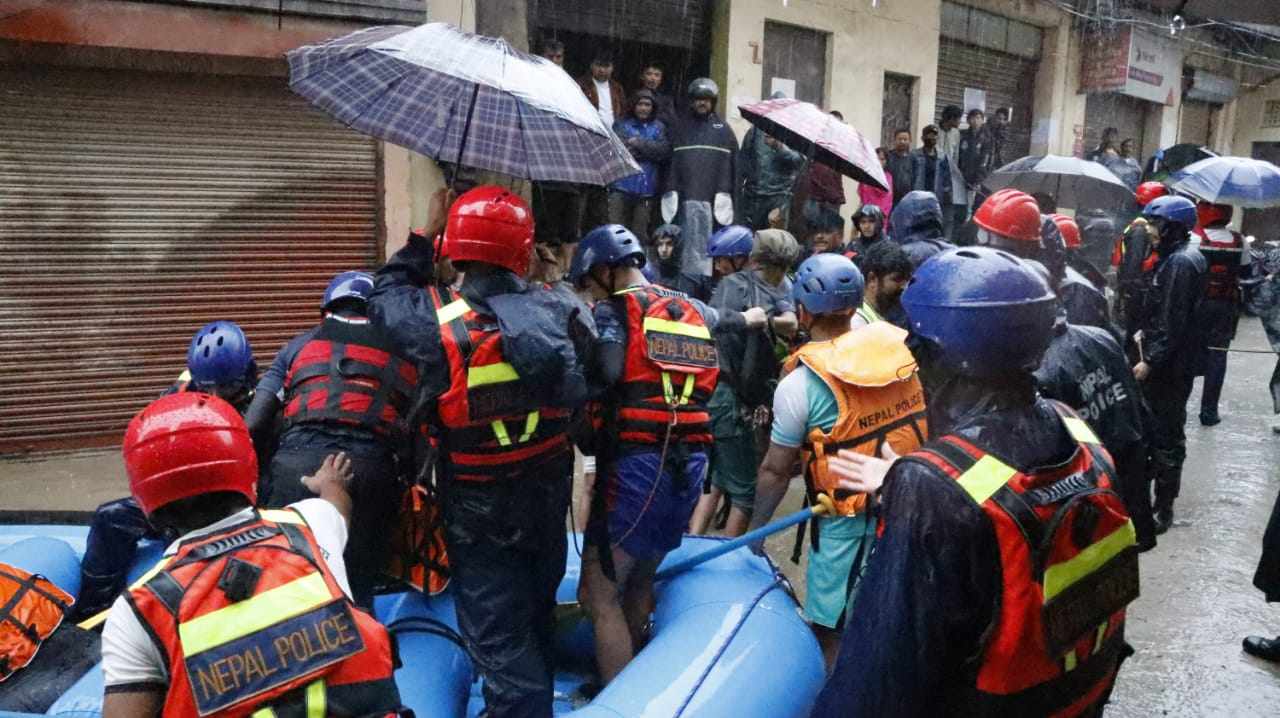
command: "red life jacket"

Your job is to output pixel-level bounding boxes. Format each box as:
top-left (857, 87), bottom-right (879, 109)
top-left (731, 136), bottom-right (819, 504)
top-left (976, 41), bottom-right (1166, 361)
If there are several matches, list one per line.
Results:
top-left (0, 562), bottom-right (72, 683)
top-left (128, 508), bottom-right (403, 717)
top-left (430, 287), bottom-right (571, 481)
top-left (904, 405), bottom-right (1138, 716)
top-left (283, 316), bottom-right (418, 440)
top-left (613, 286), bottom-right (719, 447)
top-left (1194, 226), bottom-right (1245, 301)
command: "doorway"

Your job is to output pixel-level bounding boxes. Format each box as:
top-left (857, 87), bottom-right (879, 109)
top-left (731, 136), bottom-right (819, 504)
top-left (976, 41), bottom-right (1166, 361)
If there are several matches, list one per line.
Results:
top-left (882, 72), bottom-right (915, 148)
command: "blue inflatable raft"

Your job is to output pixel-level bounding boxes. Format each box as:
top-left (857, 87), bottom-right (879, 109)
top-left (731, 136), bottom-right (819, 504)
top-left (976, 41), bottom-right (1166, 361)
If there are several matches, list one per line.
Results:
top-left (0, 526), bottom-right (824, 717)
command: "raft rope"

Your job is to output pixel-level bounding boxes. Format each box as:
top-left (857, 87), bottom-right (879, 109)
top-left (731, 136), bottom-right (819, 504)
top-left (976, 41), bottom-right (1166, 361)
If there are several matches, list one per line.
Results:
top-left (383, 615), bottom-right (469, 655)
top-left (670, 576), bottom-right (784, 718)
top-left (1209, 346), bottom-right (1279, 354)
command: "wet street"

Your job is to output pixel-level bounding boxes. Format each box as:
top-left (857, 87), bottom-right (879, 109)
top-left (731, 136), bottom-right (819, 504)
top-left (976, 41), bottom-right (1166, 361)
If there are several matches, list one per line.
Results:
top-left (4, 321), bottom-right (1280, 714)
top-left (1105, 318), bottom-right (1280, 716)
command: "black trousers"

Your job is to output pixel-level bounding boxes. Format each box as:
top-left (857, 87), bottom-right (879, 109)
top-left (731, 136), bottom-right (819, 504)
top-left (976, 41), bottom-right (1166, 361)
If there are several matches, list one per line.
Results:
top-left (266, 446), bottom-right (402, 607)
top-left (1142, 373), bottom-right (1196, 511)
top-left (1112, 440), bottom-right (1155, 550)
top-left (1200, 348), bottom-right (1228, 419)
top-left (1270, 356), bottom-right (1280, 415)
top-left (75, 497), bottom-right (156, 619)
top-left (442, 455), bottom-right (572, 718)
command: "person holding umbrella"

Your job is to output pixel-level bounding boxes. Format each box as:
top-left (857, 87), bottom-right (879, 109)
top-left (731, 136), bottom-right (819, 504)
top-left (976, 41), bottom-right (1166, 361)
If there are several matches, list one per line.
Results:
top-left (1131, 195), bottom-right (1208, 534)
top-left (662, 78), bottom-right (739, 295)
top-left (368, 187), bottom-right (595, 718)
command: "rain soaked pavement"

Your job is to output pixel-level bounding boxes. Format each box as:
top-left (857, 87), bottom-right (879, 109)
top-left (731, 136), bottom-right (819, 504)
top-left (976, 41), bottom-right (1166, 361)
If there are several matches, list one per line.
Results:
top-left (3, 321), bottom-right (1280, 714)
top-left (1106, 318), bottom-right (1280, 716)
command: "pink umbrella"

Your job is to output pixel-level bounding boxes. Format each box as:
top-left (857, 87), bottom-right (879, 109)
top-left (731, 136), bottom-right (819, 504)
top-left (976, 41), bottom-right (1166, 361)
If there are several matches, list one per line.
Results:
top-left (738, 98), bottom-right (888, 191)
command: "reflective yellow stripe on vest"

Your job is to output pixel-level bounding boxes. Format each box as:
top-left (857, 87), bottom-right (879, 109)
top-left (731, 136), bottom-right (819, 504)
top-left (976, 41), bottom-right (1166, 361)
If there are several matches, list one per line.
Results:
top-left (491, 412), bottom-right (541, 447)
top-left (643, 316), bottom-right (712, 339)
top-left (1062, 416), bottom-right (1101, 445)
top-left (661, 372), bottom-right (696, 406)
top-left (856, 302), bottom-right (883, 324)
top-left (259, 509), bottom-right (307, 525)
top-left (468, 362), bottom-right (519, 388)
top-left (1043, 520), bottom-right (1136, 602)
top-left (178, 573), bottom-right (332, 656)
top-left (955, 455), bottom-right (1018, 504)
top-left (436, 298), bottom-right (470, 325)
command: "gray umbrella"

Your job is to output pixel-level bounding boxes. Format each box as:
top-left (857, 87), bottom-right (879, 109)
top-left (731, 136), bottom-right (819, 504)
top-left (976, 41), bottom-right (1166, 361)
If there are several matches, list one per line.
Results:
top-left (984, 154), bottom-right (1136, 212)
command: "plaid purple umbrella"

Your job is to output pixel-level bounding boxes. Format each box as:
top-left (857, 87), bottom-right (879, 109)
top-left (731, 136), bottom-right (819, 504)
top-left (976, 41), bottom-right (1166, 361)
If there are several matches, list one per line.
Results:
top-left (287, 23), bottom-right (641, 186)
top-left (738, 98), bottom-right (888, 191)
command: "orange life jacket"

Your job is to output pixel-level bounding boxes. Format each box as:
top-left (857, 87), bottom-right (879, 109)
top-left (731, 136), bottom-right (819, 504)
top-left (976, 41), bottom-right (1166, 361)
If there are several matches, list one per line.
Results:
top-left (387, 484), bottom-right (450, 596)
top-left (128, 509), bottom-right (403, 718)
top-left (613, 285), bottom-right (719, 447)
top-left (0, 562), bottom-right (72, 683)
top-left (785, 323), bottom-right (928, 517)
top-left (283, 317), bottom-right (419, 439)
top-left (904, 405), bottom-right (1137, 716)
top-left (431, 287), bottom-right (571, 481)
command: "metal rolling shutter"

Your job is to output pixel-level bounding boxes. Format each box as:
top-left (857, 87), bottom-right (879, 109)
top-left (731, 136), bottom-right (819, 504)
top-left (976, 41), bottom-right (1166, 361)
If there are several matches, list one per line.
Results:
top-left (1179, 99), bottom-right (1214, 146)
top-left (532, 0), bottom-right (708, 49)
top-left (1083, 93), bottom-right (1149, 160)
top-left (936, 40), bottom-right (1038, 160)
top-left (0, 67), bottom-right (379, 454)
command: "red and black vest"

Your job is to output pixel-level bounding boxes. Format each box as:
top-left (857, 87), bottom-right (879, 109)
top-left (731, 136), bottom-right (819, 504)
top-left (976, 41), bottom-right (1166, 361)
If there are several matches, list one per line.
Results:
top-left (904, 406), bottom-right (1138, 716)
top-left (1194, 226), bottom-right (1245, 302)
top-left (128, 509), bottom-right (403, 717)
top-left (430, 287), bottom-right (570, 481)
top-left (613, 286), bottom-right (719, 447)
top-left (282, 317), bottom-right (418, 440)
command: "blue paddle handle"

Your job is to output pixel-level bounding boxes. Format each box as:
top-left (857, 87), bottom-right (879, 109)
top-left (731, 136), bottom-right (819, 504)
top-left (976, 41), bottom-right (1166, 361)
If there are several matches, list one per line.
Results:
top-left (656, 503), bottom-right (829, 581)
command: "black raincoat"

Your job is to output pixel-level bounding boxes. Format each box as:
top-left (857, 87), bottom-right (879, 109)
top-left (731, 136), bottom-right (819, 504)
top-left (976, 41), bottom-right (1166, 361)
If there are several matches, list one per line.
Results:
top-left (1035, 318), bottom-right (1155, 548)
top-left (812, 379), bottom-right (1126, 716)
top-left (889, 191), bottom-right (955, 269)
top-left (367, 238), bottom-right (589, 718)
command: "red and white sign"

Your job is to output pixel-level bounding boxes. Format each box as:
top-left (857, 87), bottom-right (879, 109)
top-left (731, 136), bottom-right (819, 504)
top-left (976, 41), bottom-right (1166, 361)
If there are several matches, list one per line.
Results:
top-left (1079, 27), bottom-right (1182, 106)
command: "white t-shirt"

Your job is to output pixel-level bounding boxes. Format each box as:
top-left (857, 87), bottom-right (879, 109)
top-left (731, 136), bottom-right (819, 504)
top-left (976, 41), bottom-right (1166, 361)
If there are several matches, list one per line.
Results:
top-left (101, 499), bottom-right (350, 690)
top-left (594, 78), bottom-right (614, 126)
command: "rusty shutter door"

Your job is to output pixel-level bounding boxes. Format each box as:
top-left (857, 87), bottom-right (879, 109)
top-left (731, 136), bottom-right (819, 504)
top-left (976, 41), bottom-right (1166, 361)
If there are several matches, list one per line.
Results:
top-left (936, 40), bottom-right (1038, 160)
top-left (1179, 99), bottom-right (1214, 146)
top-left (1083, 93), bottom-right (1150, 160)
top-left (0, 67), bottom-right (379, 454)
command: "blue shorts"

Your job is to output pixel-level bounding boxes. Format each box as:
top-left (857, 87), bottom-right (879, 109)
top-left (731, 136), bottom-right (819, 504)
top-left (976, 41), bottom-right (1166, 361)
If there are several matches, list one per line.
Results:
top-left (602, 449), bottom-right (707, 562)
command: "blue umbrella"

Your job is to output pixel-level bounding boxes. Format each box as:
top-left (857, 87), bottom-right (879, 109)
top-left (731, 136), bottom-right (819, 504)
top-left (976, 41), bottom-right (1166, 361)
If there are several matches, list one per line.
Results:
top-left (1169, 156), bottom-right (1280, 208)
top-left (287, 23), bottom-right (640, 186)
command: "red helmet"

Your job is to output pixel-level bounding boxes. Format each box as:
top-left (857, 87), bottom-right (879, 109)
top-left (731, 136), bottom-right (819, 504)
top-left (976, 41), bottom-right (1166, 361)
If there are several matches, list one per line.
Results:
top-left (1050, 214), bottom-right (1081, 250)
top-left (123, 393), bottom-right (258, 516)
top-left (1135, 182), bottom-right (1168, 207)
top-left (1196, 200), bottom-right (1233, 228)
top-left (974, 189), bottom-right (1042, 243)
top-left (444, 186), bottom-right (534, 275)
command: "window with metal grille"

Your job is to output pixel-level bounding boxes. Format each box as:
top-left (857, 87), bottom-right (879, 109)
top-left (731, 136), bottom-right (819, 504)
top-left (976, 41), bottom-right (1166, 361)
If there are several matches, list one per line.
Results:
top-left (1264, 100), bottom-right (1280, 128)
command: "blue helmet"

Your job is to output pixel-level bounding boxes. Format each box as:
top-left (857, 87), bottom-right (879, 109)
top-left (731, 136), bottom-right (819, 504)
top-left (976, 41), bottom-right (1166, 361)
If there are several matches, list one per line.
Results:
top-left (901, 247), bottom-right (1056, 378)
top-left (570, 224), bottom-right (645, 287)
top-left (187, 321), bottom-right (253, 389)
top-left (322, 271), bottom-right (375, 311)
top-left (792, 253), bottom-right (865, 315)
top-left (1142, 195), bottom-right (1197, 231)
top-left (707, 225), bottom-right (754, 258)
